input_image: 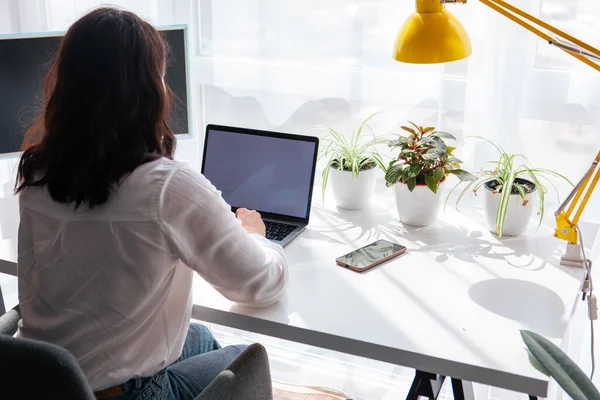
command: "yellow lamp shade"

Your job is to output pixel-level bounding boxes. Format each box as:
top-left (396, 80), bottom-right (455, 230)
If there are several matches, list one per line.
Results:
top-left (394, 1), bottom-right (472, 64)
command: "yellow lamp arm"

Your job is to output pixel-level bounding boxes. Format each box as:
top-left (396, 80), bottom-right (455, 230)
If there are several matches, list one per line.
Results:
top-left (554, 153), bottom-right (600, 244)
top-left (445, 0), bottom-right (600, 72)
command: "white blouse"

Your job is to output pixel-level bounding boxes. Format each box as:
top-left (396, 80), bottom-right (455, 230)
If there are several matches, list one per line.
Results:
top-left (16, 158), bottom-right (288, 391)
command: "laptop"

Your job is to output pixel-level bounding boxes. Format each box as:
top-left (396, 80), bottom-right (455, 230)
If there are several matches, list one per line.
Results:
top-left (201, 124), bottom-right (319, 247)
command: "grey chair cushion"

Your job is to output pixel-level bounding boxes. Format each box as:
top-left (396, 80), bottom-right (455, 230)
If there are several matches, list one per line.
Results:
top-left (0, 333), bottom-right (96, 399)
top-left (197, 342), bottom-right (273, 400)
top-left (0, 305), bottom-right (20, 336)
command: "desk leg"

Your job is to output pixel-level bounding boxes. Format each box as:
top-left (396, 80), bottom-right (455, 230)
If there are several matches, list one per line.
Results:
top-left (451, 378), bottom-right (475, 400)
top-left (529, 397), bottom-right (538, 400)
top-left (406, 372), bottom-right (476, 400)
top-left (406, 370), bottom-right (446, 400)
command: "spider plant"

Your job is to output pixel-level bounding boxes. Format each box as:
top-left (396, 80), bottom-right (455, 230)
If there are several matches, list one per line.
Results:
top-left (446, 137), bottom-right (572, 238)
top-left (317, 113), bottom-right (388, 202)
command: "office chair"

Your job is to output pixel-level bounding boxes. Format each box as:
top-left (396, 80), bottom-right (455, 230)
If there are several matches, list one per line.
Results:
top-left (0, 308), bottom-right (96, 399)
top-left (0, 306), bottom-right (273, 400)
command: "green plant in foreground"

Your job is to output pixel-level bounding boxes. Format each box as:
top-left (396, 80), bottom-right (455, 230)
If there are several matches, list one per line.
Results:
top-left (521, 330), bottom-right (600, 400)
top-left (445, 137), bottom-right (571, 238)
top-left (385, 122), bottom-right (475, 193)
top-left (317, 113), bottom-right (387, 201)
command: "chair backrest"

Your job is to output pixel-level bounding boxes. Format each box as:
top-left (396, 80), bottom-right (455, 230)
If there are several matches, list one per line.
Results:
top-left (197, 343), bottom-right (274, 400)
top-left (0, 304), bottom-right (272, 400)
top-left (0, 334), bottom-right (96, 400)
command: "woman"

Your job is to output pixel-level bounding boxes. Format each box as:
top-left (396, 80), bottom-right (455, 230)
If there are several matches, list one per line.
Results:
top-left (15, 7), bottom-right (288, 400)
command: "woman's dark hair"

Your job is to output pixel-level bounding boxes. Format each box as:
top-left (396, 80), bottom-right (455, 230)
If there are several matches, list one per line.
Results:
top-left (15, 7), bottom-right (176, 208)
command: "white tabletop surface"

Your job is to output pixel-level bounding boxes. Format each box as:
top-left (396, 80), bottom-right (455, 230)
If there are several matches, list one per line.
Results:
top-left (191, 193), bottom-right (591, 398)
top-left (0, 189), bottom-right (593, 397)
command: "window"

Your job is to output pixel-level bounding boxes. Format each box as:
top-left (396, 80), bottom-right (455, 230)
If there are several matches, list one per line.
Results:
top-left (535, 0), bottom-right (600, 70)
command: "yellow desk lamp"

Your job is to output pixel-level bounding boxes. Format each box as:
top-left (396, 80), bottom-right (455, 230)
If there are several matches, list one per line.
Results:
top-left (394, 0), bottom-right (600, 71)
top-left (555, 153), bottom-right (600, 268)
top-left (394, 0), bottom-right (600, 268)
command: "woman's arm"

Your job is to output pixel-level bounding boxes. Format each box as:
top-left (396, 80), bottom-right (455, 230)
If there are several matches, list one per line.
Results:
top-left (159, 163), bottom-right (288, 308)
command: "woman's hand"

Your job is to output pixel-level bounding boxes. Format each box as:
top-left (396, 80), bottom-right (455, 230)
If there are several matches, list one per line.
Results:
top-left (235, 208), bottom-right (266, 237)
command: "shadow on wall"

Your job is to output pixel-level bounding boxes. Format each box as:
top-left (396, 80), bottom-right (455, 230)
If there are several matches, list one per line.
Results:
top-left (202, 86), bottom-right (446, 136)
top-left (202, 86), bottom-right (355, 134)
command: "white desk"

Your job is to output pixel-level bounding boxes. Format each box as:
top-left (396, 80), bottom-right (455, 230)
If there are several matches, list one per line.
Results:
top-left (0, 192), bottom-right (592, 398)
top-left (191, 193), bottom-right (591, 399)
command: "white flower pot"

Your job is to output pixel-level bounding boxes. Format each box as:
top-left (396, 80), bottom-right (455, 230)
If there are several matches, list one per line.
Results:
top-left (484, 178), bottom-right (536, 237)
top-left (330, 166), bottom-right (378, 210)
top-left (395, 180), bottom-right (443, 227)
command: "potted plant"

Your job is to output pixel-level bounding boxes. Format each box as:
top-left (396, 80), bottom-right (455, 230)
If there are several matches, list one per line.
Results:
top-left (318, 114), bottom-right (387, 210)
top-left (385, 122), bottom-right (475, 227)
top-left (446, 137), bottom-right (571, 238)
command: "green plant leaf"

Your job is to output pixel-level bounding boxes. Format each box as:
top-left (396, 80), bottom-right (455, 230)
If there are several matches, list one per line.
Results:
top-left (407, 177), bottom-right (417, 192)
top-left (422, 126), bottom-right (435, 134)
top-left (401, 165), bottom-right (412, 182)
top-left (422, 148), bottom-right (442, 160)
top-left (496, 170), bottom-right (515, 238)
top-left (408, 121), bottom-right (421, 133)
top-left (449, 169), bottom-right (477, 181)
top-left (444, 180), bottom-right (466, 212)
top-left (536, 173), bottom-right (561, 203)
top-left (389, 137), bottom-right (408, 148)
top-left (401, 126), bottom-right (416, 135)
top-left (408, 163), bottom-right (423, 179)
top-left (514, 183), bottom-right (528, 204)
top-left (447, 156), bottom-right (463, 164)
top-left (447, 146), bottom-right (456, 155)
top-left (369, 153), bottom-right (387, 172)
top-left (385, 163), bottom-right (405, 186)
top-left (521, 166), bottom-right (545, 232)
top-left (433, 167), bottom-right (445, 183)
top-left (431, 131), bottom-right (456, 140)
top-left (465, 135), bottom-right (506, 155)
top-left (520, 168), bottom-right (574, 186)
top-left (521, 330), bottom-right (600, 400)
top-left (321, 154), bottom-right (336, 203)
top-left (425, 174), bottom-right (438, 194)
top-left (444, 177), bottom-right (478, 212)
top-left (462, 177), bottom-right (492, 209)
top-left (417, 135), bottom-right (434, 146)
top-left (351, 112), bottom-right (380, 149)
top-left (526, 349), bottom-right (550, 376)
top-left (473, 177), bottom-right (493, 192)
top-left (430, 136), bottom-right (448, 153)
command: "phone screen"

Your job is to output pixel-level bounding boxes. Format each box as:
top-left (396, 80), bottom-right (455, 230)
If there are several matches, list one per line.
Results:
top-left (337, 240), bottom-right (406, 270)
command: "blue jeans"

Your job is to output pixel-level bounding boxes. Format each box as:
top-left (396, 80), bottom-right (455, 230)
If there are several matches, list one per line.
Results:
top-left (106, 323), bottom-right (246, 400)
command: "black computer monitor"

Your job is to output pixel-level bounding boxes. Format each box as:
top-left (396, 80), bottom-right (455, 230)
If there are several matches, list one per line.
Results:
top-left (0, 26), bottom-right (190, 157)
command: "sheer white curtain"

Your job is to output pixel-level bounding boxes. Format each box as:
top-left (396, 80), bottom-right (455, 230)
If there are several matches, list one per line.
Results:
top-left (4, 0), bottom-right (597, 218)
top-left (196, 0), bottom-right (600, 221)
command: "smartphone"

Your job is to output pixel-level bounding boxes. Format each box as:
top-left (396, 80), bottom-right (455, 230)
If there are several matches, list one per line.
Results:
top-left (336, 239), bottom-right (407, 272)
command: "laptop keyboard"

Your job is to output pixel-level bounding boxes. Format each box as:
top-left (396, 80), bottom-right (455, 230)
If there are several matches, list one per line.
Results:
top-left (265, 220), bottom-right (297, 242)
